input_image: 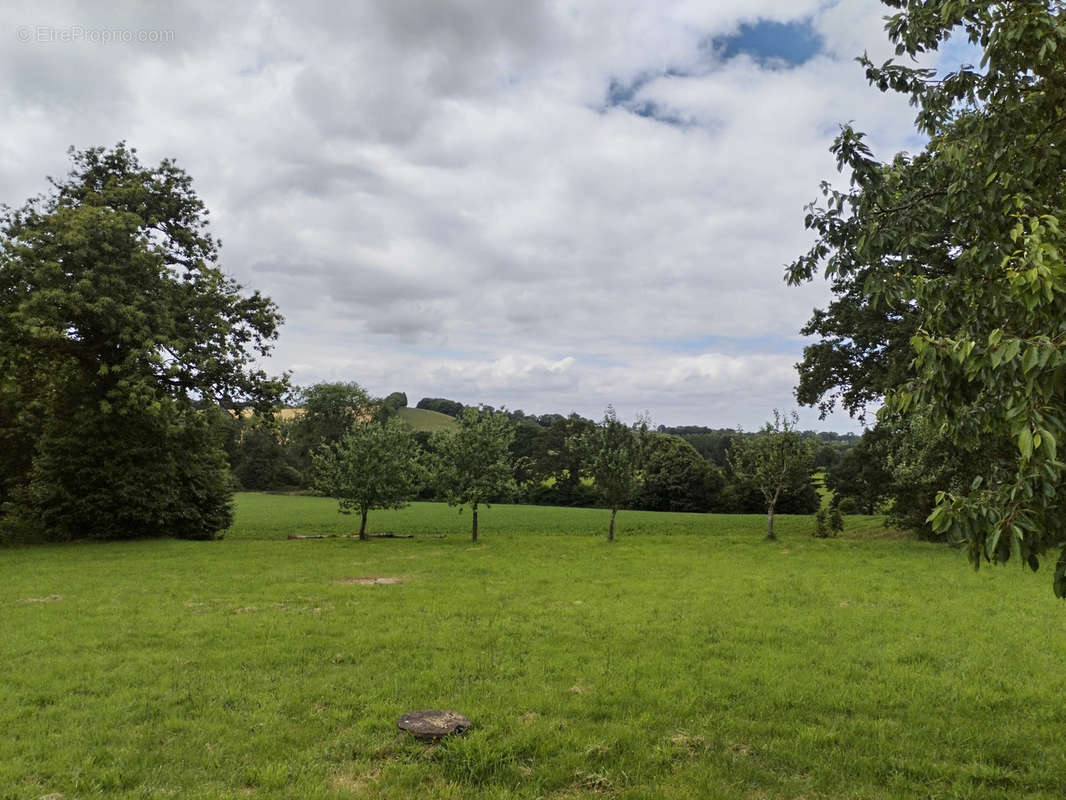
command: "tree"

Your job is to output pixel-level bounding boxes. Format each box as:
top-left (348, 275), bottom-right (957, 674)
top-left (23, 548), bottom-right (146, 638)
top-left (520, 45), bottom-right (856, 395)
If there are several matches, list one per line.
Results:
top-left (727, 411), bottom-right (815, 541)
top-left (786, 2), bottom-right (1066, 594)
top-left (0, 144), bottom-right (285, 541)
top-left (312, 417), bottom-right (423, 539)
top-left (416, 397), bottom-right (465, 417)
top-left (823, 426), bottom-right (894, 516)
top-left (531, 415), bottom-right (596, 504)
top-left (289, 382), bottom-right (374, 481)
top-left (230, 415), bottom-right (302, 491)
top-left (637, 434), bottom-right (723, 513)
top-left (584, 407), bottom-right (647, 541)
top-left (430, 407), bottom-right (515, 542)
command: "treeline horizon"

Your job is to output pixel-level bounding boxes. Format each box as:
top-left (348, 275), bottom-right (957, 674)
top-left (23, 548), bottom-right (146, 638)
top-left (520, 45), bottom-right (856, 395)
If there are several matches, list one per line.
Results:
top-left (222, 382), bottom-right (844, 518)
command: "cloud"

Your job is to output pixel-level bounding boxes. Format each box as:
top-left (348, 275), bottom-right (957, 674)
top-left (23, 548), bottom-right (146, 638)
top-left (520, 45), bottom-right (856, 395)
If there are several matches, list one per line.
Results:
top-left (0, 0), bottom-right (957, 430)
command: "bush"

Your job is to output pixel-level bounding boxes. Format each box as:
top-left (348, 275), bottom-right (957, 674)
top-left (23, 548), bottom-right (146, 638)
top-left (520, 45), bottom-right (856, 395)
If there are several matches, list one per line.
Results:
top-left (813, 507), bottom-right (845, 538)
top-left (830, 507), bottom-right (845, 534)
top-left (836, 496), bottom-right (858, 514)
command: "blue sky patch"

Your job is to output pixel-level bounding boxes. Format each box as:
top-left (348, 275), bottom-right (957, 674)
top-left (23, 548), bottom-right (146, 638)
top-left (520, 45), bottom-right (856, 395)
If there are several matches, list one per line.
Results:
top-left (603, 73), bottom-right (692, 127)
top-left (709, 19), bottom-right (823, 68)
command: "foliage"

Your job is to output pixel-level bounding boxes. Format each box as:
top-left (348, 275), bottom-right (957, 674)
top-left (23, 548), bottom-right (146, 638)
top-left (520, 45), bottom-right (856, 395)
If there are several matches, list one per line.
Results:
top-left (824, 426), bottom-right (895, 516)
top-left (786, 2), bottom-right (1066, 593)
top-left (0, 143), bottom-right (284, 541)
top-left (288, 382), bottom-right (374, 480)
top-left (416, 396), bottom-right (465, 417)
top-left (655, 426), bottom-right (738, 466)
top-left (430, 407), bottom-right (515, 541)
top-left (12, 399), bottom-right (233, 542)
top-left (223, 415), bottom-right (302, 491)
top-left (637, 434), bottom-right (724, 513)
top-left (508, 422), bottom-right (541, 486)
top-left (383, 391), bottom-right (408, 409)
top-left (312, 417), bottom-right (423, 539)
top-left (716, 474), bottom-right (820, 516)
top-left (530, 415), bottom-right (596, 504)
top-left (728, 410), bottom-right (816, 540)
top-left (812, 506), bottom-right (845, 538)
top-left (584, 407), bottom-right (648, 541)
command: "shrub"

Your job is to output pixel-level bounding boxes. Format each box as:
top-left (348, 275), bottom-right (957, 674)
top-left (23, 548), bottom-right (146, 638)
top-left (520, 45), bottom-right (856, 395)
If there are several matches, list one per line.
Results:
top-left (813, 507), bottom-right (844, 538)
top-left (836, 496), bottom-right (858, 514)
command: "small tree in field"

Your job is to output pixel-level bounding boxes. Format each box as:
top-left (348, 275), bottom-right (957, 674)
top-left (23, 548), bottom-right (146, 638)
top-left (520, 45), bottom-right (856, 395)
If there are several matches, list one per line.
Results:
top-left (430, 407), bottom-right (515, 542)
top-left (313, 416), bottom-right (422, 540)
top-left (585, 407), bottom-right (647, 542)
top-left (728, 410), bottom-right (815, 541)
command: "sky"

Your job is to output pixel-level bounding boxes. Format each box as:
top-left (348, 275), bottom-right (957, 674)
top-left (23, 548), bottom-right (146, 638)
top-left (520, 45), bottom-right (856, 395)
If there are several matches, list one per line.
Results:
top-left (2, 1), bottom-right (961, 431)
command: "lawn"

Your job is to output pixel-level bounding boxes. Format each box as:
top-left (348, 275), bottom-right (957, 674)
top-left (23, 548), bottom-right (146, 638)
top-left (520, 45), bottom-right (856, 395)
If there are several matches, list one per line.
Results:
top-left (2, 494), bottom-right (1064, 799)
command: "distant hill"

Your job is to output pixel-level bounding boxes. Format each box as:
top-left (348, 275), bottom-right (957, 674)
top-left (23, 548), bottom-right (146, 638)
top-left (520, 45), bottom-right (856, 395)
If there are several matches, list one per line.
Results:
top-left (235, 406), bottom-right (455, 432)
top-left (396, 406), bottom-right (458, 433)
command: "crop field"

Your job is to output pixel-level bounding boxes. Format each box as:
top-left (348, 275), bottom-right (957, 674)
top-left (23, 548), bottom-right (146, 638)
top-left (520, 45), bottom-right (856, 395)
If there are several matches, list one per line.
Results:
top-left (395, 407), bottom-right (458, 433)
top-left (3, 494), bottom-right (1065, 799)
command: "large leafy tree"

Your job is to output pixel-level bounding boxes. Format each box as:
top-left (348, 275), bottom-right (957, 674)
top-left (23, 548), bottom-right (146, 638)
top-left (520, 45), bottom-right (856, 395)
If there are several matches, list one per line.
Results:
top-left (289, 381), bottom-right (375, 481)
top-left (430, 407), bottom-right (515, 543)
top-left (531, 415), bottom-right (596, 503)
top-left (787, 1), bottom-right (1066, 594)
top-left (0, 144), bottom-right (285, 540)
top-left (637, 434), bottom-right (724, 513)
top-left (313, 417), bottom-right (423, 540)
top-left (727, 411), bottom-right (815, 541)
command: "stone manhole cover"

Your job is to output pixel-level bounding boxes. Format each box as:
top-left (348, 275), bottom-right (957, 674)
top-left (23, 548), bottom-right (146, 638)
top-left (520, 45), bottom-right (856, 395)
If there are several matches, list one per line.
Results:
top-left (398, 710), bottom-right (471, 740)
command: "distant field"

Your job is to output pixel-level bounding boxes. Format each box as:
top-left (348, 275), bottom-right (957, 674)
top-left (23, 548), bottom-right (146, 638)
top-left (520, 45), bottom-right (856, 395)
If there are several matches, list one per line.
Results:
top-left (3, 494), bottom-right (1065, 799)
top-left (233, 407), bottom-right (455, 431)
top-left (396, 406), bottom-right (458, 433)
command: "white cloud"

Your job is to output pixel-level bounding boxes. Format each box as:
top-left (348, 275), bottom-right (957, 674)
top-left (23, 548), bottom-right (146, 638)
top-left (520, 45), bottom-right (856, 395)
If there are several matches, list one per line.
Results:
top-left (1, 0), bottom-right (958, 430)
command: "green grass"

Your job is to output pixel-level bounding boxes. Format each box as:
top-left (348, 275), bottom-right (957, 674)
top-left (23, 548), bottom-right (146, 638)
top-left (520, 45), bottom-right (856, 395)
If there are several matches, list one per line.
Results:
top-left (813, 470), bottom-right (832, 510)
top-left (3, 495), bottom-right (1065, 799)
top-left (396, 407), bottom-right (457, 433)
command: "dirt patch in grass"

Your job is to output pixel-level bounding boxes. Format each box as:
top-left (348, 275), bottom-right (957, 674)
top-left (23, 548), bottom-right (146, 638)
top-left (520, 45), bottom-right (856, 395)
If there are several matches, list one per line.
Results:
top-left (332, 577), bottom-right (405, 586)
top-left (18, 595), bottom-right (62, 604)
top-left (329, 766), bottom-right (381, 795)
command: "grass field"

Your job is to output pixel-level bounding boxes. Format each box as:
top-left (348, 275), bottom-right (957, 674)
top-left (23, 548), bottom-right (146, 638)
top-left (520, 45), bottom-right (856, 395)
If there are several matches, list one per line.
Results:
top-left (396, 407), bottom-right (458, 433)
top-left (3, 494), bottom-right (1065, 799)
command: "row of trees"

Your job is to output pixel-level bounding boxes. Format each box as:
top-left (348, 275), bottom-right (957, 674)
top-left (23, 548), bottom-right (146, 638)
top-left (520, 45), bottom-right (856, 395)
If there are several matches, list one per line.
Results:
top-left (222, 382), bottom-right (822, 518)
top-left (312, 402), bottom-right (818, 542)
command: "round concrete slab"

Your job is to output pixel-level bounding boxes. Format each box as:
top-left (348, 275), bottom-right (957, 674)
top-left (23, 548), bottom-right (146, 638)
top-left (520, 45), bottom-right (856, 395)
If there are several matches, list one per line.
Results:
top-left (397, 710), bottom-right (471, 740)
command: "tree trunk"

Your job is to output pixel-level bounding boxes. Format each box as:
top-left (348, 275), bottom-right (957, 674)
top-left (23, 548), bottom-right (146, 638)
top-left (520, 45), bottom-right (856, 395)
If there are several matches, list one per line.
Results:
top-left (472, 502), bottom-right (478, 543)
top-left (766, 505), bottom-right (776, 541)
top-left (608, 507), bottom-right (617, 542)
top-left (359, 509), bottom-right (368, 541)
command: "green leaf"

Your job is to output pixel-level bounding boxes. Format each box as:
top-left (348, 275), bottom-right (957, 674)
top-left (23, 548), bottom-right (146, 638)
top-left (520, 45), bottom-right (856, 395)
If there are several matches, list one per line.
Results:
top-left (1019, 427), bottom-right (1034, 461)
top-left (1042, 429), bottom-right (1057, 460)
top-left (1022, 345), bottom-right (1040, 374)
